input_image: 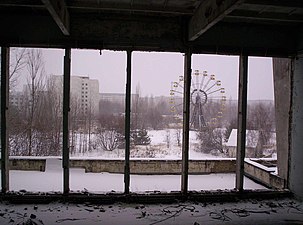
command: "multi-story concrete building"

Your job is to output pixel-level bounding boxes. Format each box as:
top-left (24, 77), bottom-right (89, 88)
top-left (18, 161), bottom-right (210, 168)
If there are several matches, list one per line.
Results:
top-left (51, 75), bottom-right (100, 116)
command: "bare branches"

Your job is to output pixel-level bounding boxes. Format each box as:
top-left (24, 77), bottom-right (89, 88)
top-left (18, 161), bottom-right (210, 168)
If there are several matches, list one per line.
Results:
top-left (9, 48), bottom-right (27, 89)
top-left (95, 129), bottom-right (120, 151)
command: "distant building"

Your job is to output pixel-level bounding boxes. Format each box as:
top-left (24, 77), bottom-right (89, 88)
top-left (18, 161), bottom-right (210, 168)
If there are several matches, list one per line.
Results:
top-left (225, 129), bottom-right (260, 158)
top-left (9, 91), bottom-right (25, 109)
top-left (225, 129), bottom-right (276, 158)
top-left (99, 93), bottom-right (126, 105)
top-left (99, 93), bottom-right (139, 105)
top-left (51, 75), bottom-right (100, 116)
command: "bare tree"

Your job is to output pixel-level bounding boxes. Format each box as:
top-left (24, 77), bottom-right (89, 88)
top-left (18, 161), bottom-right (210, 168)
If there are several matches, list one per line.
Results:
top-left (8, 48), bottom-right (29, 156)
top-left (44, 77), bottom-right (63, 155)
top-left (8, 49), bottom-right (52, 156)
top-left (70, 96), bottom-right (82, 154)
top-left (95, 129), bottom-right (121, 151)
top-left (146, 96), bottom-right (163, 130)
top-left (248, 102), bottom-right (274, 142)
top-left (175, 129), bottom-right (181, 147)
top-left (247, 101), bottom-right (275, 157)
top-left (165, 129), bottom-right (170, 148)
top-left (196, 127), bottom-right (223, 154)
top-left (24, 49), bottom-right (46, 156)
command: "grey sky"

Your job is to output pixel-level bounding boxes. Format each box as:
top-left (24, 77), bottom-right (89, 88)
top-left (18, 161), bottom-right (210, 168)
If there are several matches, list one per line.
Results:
top-left (43, 49), bottom-right (274, 100)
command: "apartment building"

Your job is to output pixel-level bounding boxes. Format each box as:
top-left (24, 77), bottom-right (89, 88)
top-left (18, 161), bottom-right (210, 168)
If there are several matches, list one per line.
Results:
top-left (51, 75), bottom-right (100, 116)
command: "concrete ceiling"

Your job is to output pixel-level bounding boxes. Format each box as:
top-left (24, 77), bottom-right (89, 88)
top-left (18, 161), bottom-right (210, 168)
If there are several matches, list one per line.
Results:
top-left (0, 0), bottom-right (302, 57)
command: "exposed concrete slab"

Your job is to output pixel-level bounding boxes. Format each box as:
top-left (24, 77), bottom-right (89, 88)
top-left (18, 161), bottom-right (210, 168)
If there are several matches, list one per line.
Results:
top-left (273, 58), bottom-right (291, 181)
top-left (244, 159), bottom-right (285, 189)
top-left (0, 197), bottom-right (300, 225)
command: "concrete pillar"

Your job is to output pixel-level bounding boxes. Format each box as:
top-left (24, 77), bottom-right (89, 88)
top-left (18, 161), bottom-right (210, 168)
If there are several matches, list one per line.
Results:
top-left (290, 56), bottom-right (303, 199)
top-left (273, 58), bottom-right (291, 183)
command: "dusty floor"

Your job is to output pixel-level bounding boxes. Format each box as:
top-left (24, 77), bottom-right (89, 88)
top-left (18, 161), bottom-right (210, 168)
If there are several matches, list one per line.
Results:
top-left (0, 198), bottom-right (302, 225)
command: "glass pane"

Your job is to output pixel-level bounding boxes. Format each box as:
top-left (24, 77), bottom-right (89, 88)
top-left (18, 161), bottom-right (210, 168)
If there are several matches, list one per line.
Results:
top-left (9, 48), bottom-right (64, 192)
top-left (69, 49), bottom-right (126, 193)
top-left (187, 54), bottom-right (242, 191)
top-left (245, 57), bottom-right (276, 190)
top-left (130, 52), bottom-right (183, 193)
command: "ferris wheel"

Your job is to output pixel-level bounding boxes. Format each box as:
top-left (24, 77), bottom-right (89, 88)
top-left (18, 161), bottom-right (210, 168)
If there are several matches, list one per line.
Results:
top-left (170, 70), bottom-right (226, 130)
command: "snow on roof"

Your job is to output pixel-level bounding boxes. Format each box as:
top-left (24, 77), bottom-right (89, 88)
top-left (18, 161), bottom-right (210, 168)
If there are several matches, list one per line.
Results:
top-left (225, 129), bottom-right (259, 148)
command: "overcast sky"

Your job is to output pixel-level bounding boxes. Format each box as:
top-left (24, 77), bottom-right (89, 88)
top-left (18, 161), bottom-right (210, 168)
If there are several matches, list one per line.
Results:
top-left (42, 49), bottom-right (274, 100)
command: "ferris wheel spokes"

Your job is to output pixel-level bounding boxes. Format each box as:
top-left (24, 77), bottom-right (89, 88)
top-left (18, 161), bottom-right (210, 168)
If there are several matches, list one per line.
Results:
top-left (206, 87), bottom-right (224, 96)
top-left (170, 69), bottom-right (226, 130)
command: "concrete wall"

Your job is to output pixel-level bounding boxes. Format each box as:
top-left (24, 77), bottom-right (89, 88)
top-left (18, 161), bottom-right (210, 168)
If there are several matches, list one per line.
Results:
top-left (3, 158), bottom-right (236, 174)
top-left (226, 146), bottom-right (257, 158)
top-left (9, 158), bottom-right (45, 171)
top-left (244, 159), bottom-right (285, 189)
top-left (70, 159), bottom-right (236, 174)
top-left (290, 56), bottom-right (303, 200)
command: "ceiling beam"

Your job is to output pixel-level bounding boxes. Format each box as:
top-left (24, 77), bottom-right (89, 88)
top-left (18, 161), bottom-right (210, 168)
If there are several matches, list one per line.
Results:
top-left (188, 0), bottom-right (243, 41)
top-left (244, 0), bottom-right (303, 9)
top-left (227, 10), bottom-right (303, 23)
top-left (0, 0), bottom-right (43, 8)
top-left (68, 1), bottom-right (193, 15)
top-left (41, 0), bottom-right (70, 35)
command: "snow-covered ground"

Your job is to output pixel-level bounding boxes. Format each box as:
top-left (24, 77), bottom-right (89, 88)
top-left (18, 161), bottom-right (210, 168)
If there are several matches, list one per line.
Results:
top-left (71, 129), bottom-right (228, 159)
top-left (8, 158), bottom-right (265, 193)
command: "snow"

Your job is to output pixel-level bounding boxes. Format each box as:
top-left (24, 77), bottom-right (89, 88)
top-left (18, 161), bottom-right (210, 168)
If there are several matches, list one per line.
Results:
top-left (245, 159), bottom-right (276, 172)
top-left (8, 158), bottom-right (265, 193)
top-left (70, 129), bottom-right (227, 160)
top-left (0, 198), bottom-right (302, 225)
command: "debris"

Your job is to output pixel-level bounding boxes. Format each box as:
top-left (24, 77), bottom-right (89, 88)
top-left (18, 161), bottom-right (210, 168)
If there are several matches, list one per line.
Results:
top-left (84, 208), bottom-right (94, 212)
top-left (55, 218), bottom-right (86, 223)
